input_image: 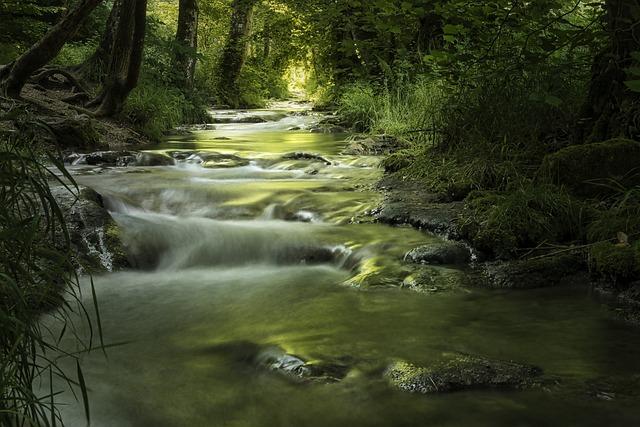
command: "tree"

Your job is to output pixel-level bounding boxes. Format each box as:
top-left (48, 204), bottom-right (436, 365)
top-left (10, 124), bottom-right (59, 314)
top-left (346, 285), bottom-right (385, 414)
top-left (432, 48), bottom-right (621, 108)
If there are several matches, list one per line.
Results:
top-left (174, 0), bottom-right (199, 89)
top-left (76, 0), bottom-right (123, 81)
top-left (578, 0), bottom-right (640, 142)
top-left (90, 0), bottom-right (148, 117)
top-left (0, 0), bottom-right (104, 98)
top-left (216, 0), bottom-right (259, 107)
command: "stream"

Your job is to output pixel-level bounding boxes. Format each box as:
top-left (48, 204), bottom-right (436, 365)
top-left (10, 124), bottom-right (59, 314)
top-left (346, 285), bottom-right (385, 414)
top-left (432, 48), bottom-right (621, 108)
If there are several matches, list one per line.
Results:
top-left (51, 102), bottom-right (640, 426)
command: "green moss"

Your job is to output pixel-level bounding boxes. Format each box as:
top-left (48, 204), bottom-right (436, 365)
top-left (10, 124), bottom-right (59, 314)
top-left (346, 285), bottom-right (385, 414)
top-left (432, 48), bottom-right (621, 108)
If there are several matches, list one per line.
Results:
top-left (589, 242), bottom-right (640, 288)
top-left (460, 185), bottom-right (585, 259)
top-left (104, 220), bottom-right (130, 269)
top-left (540, 139), bottom-right (640, 198)
top-left (381, 150), bottom-right (416, 173)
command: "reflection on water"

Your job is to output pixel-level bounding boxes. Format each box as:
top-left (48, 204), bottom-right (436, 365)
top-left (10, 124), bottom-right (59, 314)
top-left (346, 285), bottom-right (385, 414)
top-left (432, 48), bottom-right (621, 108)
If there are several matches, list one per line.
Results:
top-left (50, 106), bottom-right (640, 426)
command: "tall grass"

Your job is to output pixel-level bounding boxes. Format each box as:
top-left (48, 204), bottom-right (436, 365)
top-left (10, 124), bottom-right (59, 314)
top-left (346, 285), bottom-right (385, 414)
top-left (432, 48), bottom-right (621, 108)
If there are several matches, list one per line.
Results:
top-left (338, 78), bottom-right (445, 141)
top-left (1, 109), bottom-right (98, 426)
top-left (122, 78), bottom-right (210, 140)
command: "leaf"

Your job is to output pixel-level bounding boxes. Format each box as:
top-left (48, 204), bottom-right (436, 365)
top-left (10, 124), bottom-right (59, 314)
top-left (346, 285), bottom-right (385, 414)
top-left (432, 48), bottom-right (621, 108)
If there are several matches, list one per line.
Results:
top-left (624, 80), bottom-right (640, 93)
top-left (544, 95), bottom-right (563, 107)
top-left (77, 360), bottom-right (91, 425)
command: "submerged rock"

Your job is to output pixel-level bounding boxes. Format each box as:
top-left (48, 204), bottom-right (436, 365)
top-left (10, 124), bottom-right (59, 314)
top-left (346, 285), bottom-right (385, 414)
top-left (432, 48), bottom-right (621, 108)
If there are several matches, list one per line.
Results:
top-left (401, 266), bottom-right (469, 294)
top-left (405, 242), bottom-right (471, 265)
top-left (135, 152), bottom-right (175, 167)
top-left (384, 353), bottom-right (543, 394)
top-left (282, 152), bottom-right (331, 165)
top-left (256, 346), bottom-right (351, 384)
top-left (202, 341), bottom-right (351, 384)
top-left (476, 254), bottom-right (585, 289)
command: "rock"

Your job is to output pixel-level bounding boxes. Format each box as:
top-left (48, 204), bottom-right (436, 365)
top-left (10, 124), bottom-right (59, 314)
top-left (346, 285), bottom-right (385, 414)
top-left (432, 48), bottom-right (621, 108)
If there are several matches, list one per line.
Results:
top-left (135, 152), bottom-right (175, 167)
top-left (342, 135), bottom-right (409, 156)
top-left (384, 353), bottom-right (543, 394)
top-left (309, 125), bottom-right (346, 134)
top-left (255, 346), bottom-right (350, 384)
top-left (52, 185), bottom-right (130, 272)
top-left (202, 341), bottom-right (351, 384)
top-left (401, 266), bottom-right (469, 294)
top-left (282, 152), bottom-right (331, 165)
top-left (593, 281), bottom-right (640, 326)
top-left (288, 126), bottom-right (301, 131)
top-left (477, 254), bottom-right (585, 289)
top-left (540, 138), bottom-right (640, 197)
top-left (405, 242), bottom-right (471, 265)
top-left (84, 151), bottom-right (138, 167)
top-left (186, 152), bottom-right (250, 169)
top-left (376, 177), bottom-right (462, 239)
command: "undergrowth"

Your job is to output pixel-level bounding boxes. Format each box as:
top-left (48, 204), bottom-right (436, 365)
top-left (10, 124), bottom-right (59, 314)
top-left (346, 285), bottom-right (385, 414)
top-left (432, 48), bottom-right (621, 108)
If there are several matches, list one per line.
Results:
top-left (0, 108), bottom-right (99, 426)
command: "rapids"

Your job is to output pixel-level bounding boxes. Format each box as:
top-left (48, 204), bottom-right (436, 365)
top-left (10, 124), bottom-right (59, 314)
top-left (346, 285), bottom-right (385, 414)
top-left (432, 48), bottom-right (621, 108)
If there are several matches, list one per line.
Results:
top-left (49, 103), bottom-right (640, 426)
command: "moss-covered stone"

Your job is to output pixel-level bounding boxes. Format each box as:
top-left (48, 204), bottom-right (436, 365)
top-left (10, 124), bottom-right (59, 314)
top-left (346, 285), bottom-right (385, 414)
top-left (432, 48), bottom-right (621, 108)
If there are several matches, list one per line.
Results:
top-left (589, 242), bottom-right (640, 288)
top-left (477, 254), bottom-right (586, 289)
top-left (381, 150), bottom-right (416, 173)
top-left (384, 353), bottom-right (543, 394)
top-left (103, 219), bottom-right (131, 270)
top-left (540, 138), bottom-right (640, 197)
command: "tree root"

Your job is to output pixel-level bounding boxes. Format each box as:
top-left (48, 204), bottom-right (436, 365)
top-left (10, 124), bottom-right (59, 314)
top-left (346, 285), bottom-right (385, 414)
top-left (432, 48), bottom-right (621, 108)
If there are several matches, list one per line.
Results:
top-left (31, 67), bottom-right (91, 96)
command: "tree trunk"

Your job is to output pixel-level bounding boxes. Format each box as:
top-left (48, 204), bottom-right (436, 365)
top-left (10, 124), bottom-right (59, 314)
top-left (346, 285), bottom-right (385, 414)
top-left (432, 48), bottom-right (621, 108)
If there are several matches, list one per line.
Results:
top-left (217, 0), bottom-right (258, 107)
top-left (174, 0), bottom-right (199, 89)
top-left (93, 0), bottom-right (147, 117)
top-left (0, 0), bottom-right (104, 98)
top-left (77, 0), bottom-right (122, 81)
top-left (578, 0), bottom-right (640, 143)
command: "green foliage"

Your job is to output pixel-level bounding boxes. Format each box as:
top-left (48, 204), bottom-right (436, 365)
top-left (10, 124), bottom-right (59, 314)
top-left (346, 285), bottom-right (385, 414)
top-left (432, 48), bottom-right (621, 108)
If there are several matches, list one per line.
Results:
top-left (0, 110), bottom-right (97, 426)
top-left (460, 184), bottom-right (585, 259)
top-left (587, 186), bottom-right (640, 243)
top-left (590, 242), bottom-right (640, 288)
top-left (122, 77), bottom-right (209, 140)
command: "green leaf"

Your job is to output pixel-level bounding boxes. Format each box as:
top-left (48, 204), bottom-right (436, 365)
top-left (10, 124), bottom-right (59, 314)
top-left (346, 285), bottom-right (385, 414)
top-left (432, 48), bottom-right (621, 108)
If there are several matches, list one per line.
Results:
top-left (544, 95), bottom-right (563, 107)
top-left (624, 80), bottom-right (640, 93)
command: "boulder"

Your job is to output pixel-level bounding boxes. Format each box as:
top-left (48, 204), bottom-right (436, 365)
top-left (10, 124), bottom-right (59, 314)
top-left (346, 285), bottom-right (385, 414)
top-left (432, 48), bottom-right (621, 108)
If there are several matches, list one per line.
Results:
top-left (384, 353), bottom-right (543, 394)
top-left (405, 242), bottom-right (471, 265)
top-left (135, 152), bottom-right (175, 167)
top-left (342, 135), bottom-right (409, 156)
top-left (540, 138), bottom-right (640, 197)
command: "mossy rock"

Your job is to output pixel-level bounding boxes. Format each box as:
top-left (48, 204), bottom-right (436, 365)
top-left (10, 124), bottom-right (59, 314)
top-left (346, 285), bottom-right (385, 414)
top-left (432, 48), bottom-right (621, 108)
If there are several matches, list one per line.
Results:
top-left (540, 138), bottom-right (640, 197)
top-left (381, 150), bottom-right (416, 173)
top-left (103, 219), bottom-right (131, 270)
top-left (384, 353), bottom-right (543, 394)
top-left (477, 254), bottom-right (586, 289)
top-left (589, 242), bottom-right (640, 288)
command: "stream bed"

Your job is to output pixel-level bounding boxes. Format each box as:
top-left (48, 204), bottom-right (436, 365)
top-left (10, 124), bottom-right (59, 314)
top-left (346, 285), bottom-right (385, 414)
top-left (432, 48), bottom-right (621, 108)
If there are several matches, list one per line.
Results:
top-left (52, 103), bottom-right (640, 426)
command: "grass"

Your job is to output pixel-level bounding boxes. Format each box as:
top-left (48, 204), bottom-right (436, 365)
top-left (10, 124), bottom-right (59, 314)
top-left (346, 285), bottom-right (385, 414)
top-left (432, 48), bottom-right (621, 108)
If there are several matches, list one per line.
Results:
top-left (122, 77), bottom-right (210, 140)
top-left (0, 108), bottom-right (99, 426)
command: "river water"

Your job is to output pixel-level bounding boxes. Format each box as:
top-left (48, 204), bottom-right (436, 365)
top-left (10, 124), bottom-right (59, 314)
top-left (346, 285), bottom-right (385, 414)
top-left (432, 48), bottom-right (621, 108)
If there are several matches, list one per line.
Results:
top-left (53, 103), bottom-right (640, 426)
